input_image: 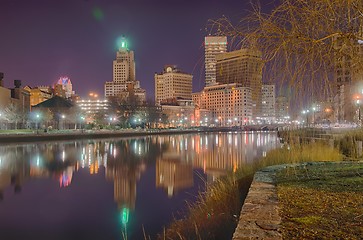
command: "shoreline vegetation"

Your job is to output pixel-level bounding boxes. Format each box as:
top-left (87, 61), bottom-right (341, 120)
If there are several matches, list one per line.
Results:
top-left (156, 141), bottom-right (343, 240)
top-left (156, 129), bottom-right (361, 240)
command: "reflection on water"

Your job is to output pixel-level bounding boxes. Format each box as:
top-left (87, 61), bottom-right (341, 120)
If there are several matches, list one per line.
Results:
top-left (0, 132), bottom-right (278, 240)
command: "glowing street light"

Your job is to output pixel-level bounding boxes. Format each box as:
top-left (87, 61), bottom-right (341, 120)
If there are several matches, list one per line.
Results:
top-left (35, 114), bottom-right (40, 134)
top-left (61, 114), bottom-right (66, 130)
top-left (80, 116), bottom-right (85, 132)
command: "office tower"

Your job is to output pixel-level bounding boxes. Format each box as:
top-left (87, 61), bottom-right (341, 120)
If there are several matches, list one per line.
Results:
top-left (216, 48), bottom-right (263, 119)
top-left (192, 83), bottom-right (253, 126)
top-left (261, 84), bottom-right (276, 123)
top-left (57, 77), bottom-right (75, 99)
top-left (104, 37), bottom-right (146, 103)
top-left (154, 65), bottom-right (192, 105)
top-left (205, 36), bottom-right (227, 86)
top-left (334, 33), bottom-right (363, 122)
top-left (275, 96), bottom-right (289, 122)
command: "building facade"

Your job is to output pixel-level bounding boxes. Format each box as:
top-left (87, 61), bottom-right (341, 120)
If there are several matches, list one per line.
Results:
top-left (77, 98), bottom-right (110, 124)
top-left (24, 86), bottom-right (53, 107)
top-left (192, 83), bottom-right (253, 126)
top-left (215, 48), bottom-right (263, 119)
top-left (104, 38), bottom-right (146, 103)
top-left (56, 77), bottom-right (74, 99)
top-left (275, 96), bottom-right (289, 123)
top-left (204, 36), bottom-right (227, 87)
top-left (334, 35), bottom-right (363, 123)
top-left (0, 73), bottom-right (11, 110)
top-left (155, 65), bottom-right (192, 105)
top-left (261, 84), bottom-right (276, 123)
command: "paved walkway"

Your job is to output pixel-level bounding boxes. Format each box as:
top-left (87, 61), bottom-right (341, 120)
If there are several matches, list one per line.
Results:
top-left (233, 166), bottom-right (282, 240)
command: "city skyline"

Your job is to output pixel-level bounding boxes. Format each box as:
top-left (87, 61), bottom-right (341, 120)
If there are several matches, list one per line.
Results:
top-left (0, 0), bottom-right (275, 99)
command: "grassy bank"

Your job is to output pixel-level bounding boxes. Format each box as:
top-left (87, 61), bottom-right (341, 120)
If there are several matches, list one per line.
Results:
top-left (276, 162), bottom-right (363, 239)
top-left (157, 142), bottom-right (342, 240)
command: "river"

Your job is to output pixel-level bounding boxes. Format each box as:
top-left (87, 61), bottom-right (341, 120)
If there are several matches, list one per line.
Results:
top-left (0, 131), bottom-right (278, 240)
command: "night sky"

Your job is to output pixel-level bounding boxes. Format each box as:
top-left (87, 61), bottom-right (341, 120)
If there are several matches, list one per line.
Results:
top-left (0, 0), bottom-right (275, 99)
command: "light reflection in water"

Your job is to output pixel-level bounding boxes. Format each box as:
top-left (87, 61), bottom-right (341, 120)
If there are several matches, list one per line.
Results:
top-left (0, 132), bottom-right (278, 239)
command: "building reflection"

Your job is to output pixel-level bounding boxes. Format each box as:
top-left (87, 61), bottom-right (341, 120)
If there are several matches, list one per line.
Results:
top-left (156, 156), bottom-right (194, 198)
top-left (0, 146), bottom-right (31, 199)
top-left (0, 132), bottom-right (278, 204)
top-left (155, 132), bottom-right (278, 184)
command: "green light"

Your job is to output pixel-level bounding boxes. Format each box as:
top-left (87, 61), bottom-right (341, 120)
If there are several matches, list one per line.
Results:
top-left (121, 208), bottom-right (129, 225)
top-left (92, 7), bottom-right (104, 21)
top-left (116, 36), bottom-right (128, 50)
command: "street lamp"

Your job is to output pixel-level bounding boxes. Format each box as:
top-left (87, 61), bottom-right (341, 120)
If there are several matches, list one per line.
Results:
top-left (312, 107), bottom-right (316, 126)
top-left (81, 116), bottom-right (85, 133)
top-left (36, 114), bottom-right (40, 134)
top-left (356, 99), bottom-right (361, 125)
top-left (61, 115), bottom-right (66, 130)
top-left (301, 110), bottom-right (309, 127)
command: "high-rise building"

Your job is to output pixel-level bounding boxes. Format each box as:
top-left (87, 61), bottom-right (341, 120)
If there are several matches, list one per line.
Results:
top-left (56, 77), bottom-right (74, 99)
top-left (261, 84), bottom-right (276, 123)
top-left (154, 65), bottom-right (192, 105)
top-left (204, 36), bottom-right (227, 87)
top-left (275, 96), bottom-right (289, 123)
top-left (192, 83), bottom-right (253, 126)
top-left (334, 34), bottom-right (363, 123)
top-left (104, 37), bottom-right (146, 103)
top-left (216, 48), bottom-right (263, 119)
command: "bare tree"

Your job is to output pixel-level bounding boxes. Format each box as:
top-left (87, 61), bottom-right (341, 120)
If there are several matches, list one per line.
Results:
top-left (3, 102), bottom-right (26, 129)
top-left (210, 0), bottom-right (363, 108)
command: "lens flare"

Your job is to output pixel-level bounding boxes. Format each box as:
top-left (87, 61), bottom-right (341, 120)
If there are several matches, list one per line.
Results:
top-left (92, 7), bottom-right (104, 21)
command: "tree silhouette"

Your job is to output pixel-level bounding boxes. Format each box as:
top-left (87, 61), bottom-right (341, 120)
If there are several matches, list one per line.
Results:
top-left (210, 0), bottom-right (363, 109)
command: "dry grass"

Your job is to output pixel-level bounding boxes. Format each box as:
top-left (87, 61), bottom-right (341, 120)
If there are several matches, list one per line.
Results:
top-left (157, 141), bottom-right (342, 239)
top-left (276, 162), bottom-right (363, 239)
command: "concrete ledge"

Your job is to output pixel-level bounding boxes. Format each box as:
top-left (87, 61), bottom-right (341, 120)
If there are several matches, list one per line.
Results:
top-left (233, 166), bottom-right (282, 240)
top-left (0, 129), bottom-right (203, 144)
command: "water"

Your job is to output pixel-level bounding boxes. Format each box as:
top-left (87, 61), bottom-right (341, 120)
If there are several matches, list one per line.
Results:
top-left (0, 132), bottom-right (278, 240)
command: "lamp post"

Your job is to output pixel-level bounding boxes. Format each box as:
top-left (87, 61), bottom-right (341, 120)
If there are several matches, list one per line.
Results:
top-left (302, 110), bottom-right (309, 127)
top-left (81, 116), bottom-right (85, 133)
top-left (356, 99), bottom-right (361, 125)
top-left (354, 93), bottom-right (362, 126)
top-left (61, 115), bottom-right (66, 130)
top-left (36, 114), bottom-right (40, 134)
top-left (312, 107), bottom-right (316, 126)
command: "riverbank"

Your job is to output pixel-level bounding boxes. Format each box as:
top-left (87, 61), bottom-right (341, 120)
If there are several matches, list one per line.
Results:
top-left (0, 129), bottom-right (204, 144)
top-left (0, 127), bottom-right (279, 144)
top-left (159, 142), bottom-right (342, 239)
top-left (233, 161), bottom-right (363, 239)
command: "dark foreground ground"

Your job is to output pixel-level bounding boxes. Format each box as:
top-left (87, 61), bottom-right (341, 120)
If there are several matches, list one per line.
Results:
top-left (276, 162), bottom-right (363, 239)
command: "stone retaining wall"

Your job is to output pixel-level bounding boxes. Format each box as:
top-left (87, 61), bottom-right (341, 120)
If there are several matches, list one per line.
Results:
top-left (233, 166), bottom-right (282, 240)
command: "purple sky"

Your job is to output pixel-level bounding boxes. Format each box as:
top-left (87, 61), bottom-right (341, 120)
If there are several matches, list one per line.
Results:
top-left (0, 0), bottom-right (275, 99)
